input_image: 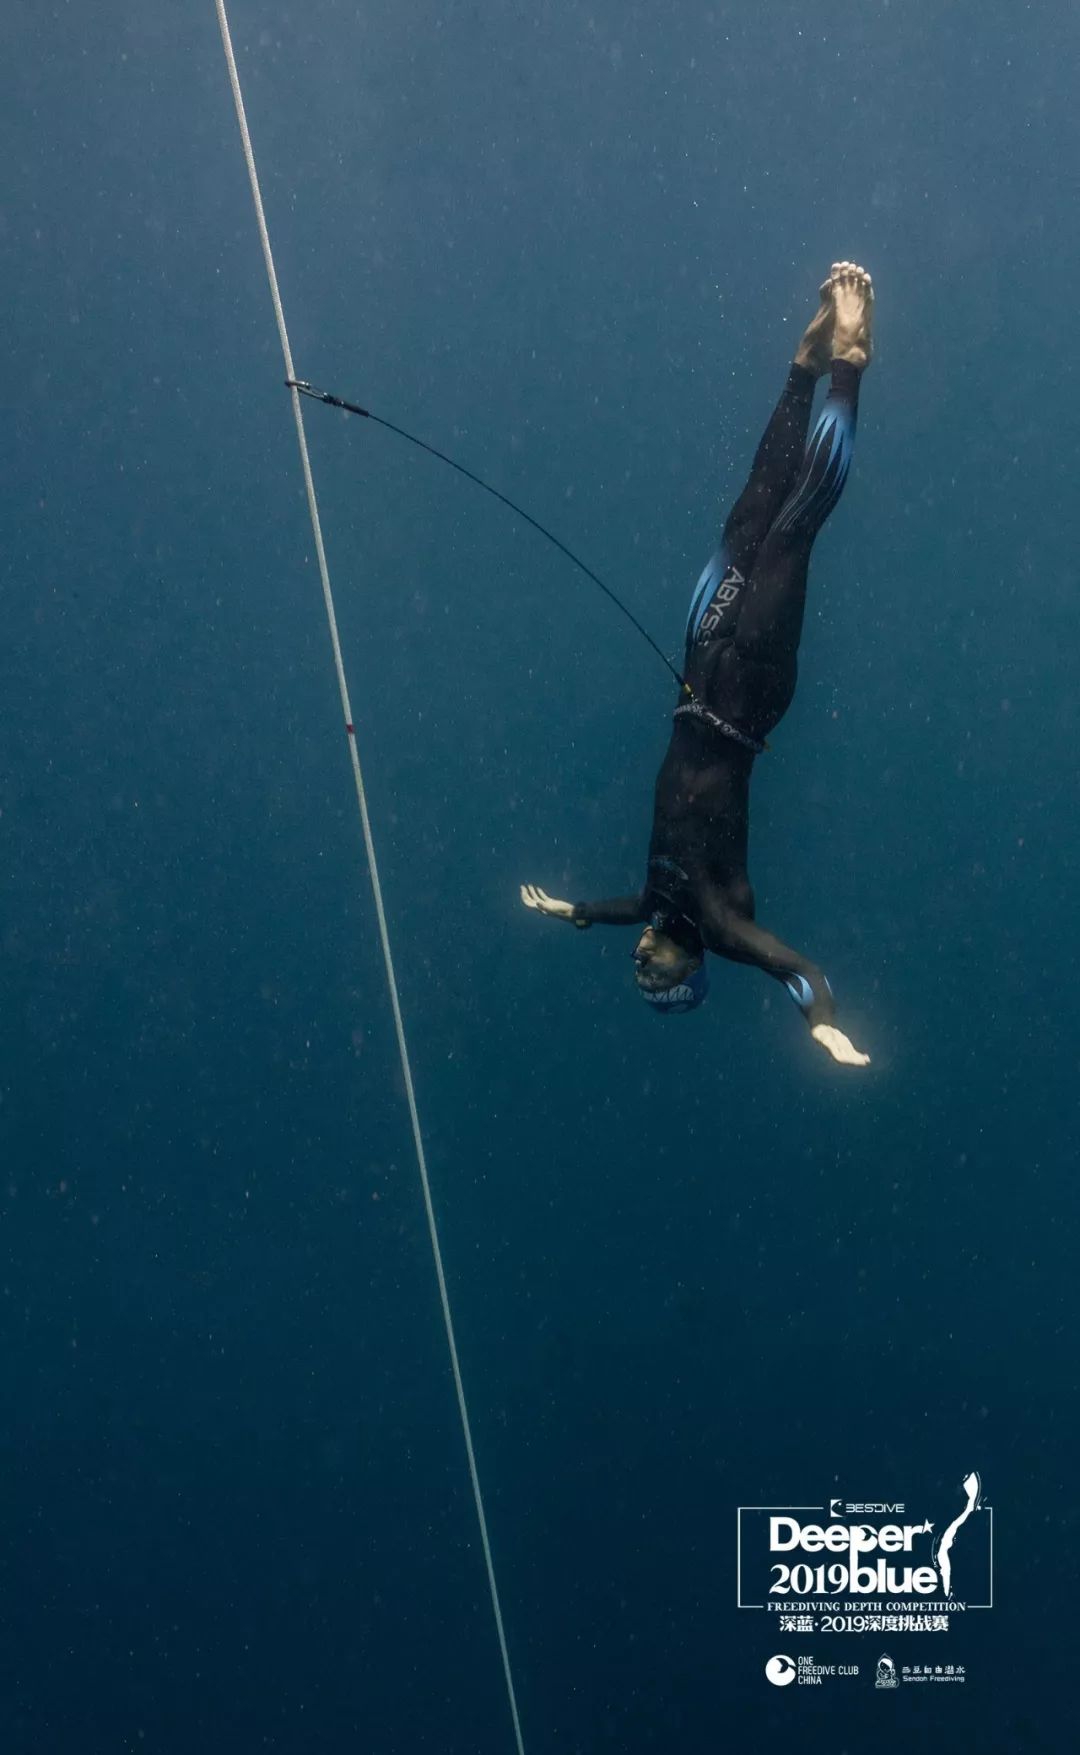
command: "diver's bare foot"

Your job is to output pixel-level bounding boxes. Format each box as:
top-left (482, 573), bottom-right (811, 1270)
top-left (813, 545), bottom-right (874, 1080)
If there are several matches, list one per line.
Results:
top-left (793, 277), bottom-right (835, 378)
top-left (830, 260), bottom-right (873, 370)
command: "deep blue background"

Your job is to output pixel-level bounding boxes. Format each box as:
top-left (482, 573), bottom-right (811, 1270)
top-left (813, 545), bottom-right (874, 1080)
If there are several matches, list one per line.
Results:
top-left (3, 1), bottom-right (1078, 1750)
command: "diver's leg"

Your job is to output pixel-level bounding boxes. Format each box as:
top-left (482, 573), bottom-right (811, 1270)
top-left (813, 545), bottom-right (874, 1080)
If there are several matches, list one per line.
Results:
top-left (685, 276), bottom-right (834, 648)
top-left (733, 263), bottom-right (873, 668)
top-left (692, 265), bottom-right (872, 736)
top-left (722, 278), bottom-right (838, 561)
top-left (684, 367), bottom-right (815, 647)
top-left (733, 358), bottom-right (862, 669)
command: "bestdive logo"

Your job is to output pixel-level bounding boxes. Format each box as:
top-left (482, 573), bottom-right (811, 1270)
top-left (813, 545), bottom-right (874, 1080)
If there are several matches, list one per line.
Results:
top-left (737, 1471), bottom-right (992, 1633)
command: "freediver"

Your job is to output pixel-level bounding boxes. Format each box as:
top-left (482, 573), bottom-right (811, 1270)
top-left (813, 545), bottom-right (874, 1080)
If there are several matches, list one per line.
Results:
top-left (522, 262), bottom-right (874, 1066)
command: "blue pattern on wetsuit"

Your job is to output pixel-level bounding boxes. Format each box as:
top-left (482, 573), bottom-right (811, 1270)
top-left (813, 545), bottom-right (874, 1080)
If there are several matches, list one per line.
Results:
top-left (686, 547), bottom-right (745, 644)
top-left (784, 972), bottom-right (834, 1015)
top-left (772, 396), bottom-right (856, 538)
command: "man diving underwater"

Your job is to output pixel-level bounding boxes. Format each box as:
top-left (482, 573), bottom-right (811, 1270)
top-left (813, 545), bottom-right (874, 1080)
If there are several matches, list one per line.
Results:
top-left (522, 262), bottom-right (874, 1067)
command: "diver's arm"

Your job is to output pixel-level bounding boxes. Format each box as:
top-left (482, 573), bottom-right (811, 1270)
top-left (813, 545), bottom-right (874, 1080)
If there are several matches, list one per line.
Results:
top-left (569, 893), bottom-right (649, 929)
top-left (520, 884), bottom-right (646, 929)
top-left (700, 906), bottom-right (870, 1066)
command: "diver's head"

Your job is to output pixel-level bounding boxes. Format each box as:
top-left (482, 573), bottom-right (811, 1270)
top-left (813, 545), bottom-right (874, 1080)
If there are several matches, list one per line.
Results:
top-left (632, 925), bottom-right (709, 1014)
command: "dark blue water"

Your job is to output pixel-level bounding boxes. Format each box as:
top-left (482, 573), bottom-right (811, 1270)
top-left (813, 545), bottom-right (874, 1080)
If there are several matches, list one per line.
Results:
top-left (5, 2), bottom-right (1077, 1750)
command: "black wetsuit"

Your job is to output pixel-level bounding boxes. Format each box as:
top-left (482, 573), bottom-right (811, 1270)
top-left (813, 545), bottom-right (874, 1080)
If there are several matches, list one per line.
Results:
top-left (571, 358), bottom-right (863, 1029)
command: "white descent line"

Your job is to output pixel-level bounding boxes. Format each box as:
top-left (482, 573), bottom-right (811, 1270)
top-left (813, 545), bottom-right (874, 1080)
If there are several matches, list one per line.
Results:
top-left (212, 7), bottom-right (526, 1751)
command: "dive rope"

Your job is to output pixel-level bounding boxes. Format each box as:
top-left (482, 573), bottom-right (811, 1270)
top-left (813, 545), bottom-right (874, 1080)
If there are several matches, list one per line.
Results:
top-left (213, 6), bottom-right (528, 1750)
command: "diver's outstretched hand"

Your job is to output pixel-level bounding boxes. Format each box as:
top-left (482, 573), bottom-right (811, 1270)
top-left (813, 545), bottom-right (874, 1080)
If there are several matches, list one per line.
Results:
top-left (811, 1024), bottom-right (871, 1068)
top-left (520, 883), bottom-right (575, 921)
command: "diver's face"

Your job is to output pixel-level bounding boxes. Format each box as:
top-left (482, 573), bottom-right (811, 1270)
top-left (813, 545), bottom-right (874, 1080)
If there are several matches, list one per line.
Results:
top-left (632, 927), bottom-right (695, 992)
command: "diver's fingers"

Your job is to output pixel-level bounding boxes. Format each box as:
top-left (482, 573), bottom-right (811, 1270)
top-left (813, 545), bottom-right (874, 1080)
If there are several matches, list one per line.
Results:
top-left (838, 1044), bottom-right (871, 1067)
top-left (522, 884), bottom-right (575, 919)
top-left (812, 1024), bottom-right (872, 1067)
top-left (521, 883), bottom-right (556, 912)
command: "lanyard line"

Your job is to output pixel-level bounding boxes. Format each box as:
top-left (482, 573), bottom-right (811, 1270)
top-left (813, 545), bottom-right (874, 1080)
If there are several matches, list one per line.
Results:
top-left (212, 8), bottom-right (526, 1751)
top-left (285, 379), bottom-right (688, 695)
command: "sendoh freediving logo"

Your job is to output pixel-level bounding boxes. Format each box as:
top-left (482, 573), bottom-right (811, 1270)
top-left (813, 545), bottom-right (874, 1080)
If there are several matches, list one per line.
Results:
top-left (875, 1653), bottom-right (899, 1689)
top-left (737, 1472), bottom-right (992, 1615)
